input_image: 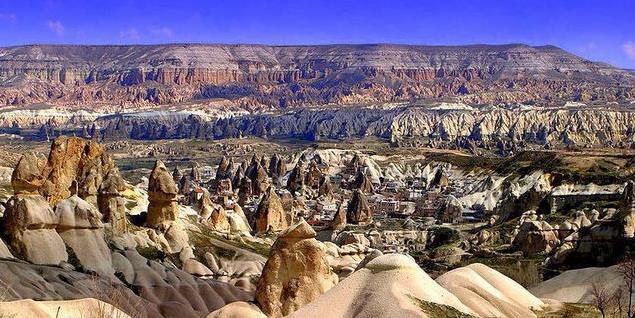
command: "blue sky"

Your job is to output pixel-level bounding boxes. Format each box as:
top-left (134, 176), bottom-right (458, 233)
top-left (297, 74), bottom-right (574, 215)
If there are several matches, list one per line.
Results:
top-left (1, 0), bottom-right (634, 68)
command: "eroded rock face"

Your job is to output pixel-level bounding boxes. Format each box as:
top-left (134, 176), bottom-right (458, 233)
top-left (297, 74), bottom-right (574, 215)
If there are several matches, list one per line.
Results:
top-left (352, 169), bottom-right (374, 194)
top-left (304, 161), bottom-right (322, 189)
top-left (196, 192), bottom-right (231, 232)
top-left (429, 167), bottom-right (449, 190)
top-left (512, 220), bottom-right (560, 256)
top-left (347, 190), bottom-right (373, 224)
top-left (55, 195), bottom-right (114, 277)
top-left (4, 153), bottom-right (67, 265)
top-left (623, 180), bottom-right (635, 238)
top-left (98, 168), bottom-right (128, 234)
top-left (11, 153), bottom-right (46, 194)
top-left (2, 193), bottom-right (68, 265)
top-left (317, 175), bottom-right (333, 199)
top-left (215, 156), bottom-right (232, 181)
top-left (256, 221), bottom-right (338, 318)
top-left (40, 136), bottom-right (119, 208)
top-left (251, 164), bottom-right (270, 196)
top-left (496, 175), bottom-right (552, 223)
top-left (268, 154), bottom-right (286, 184)
top-left (13, 137), bottom-right (128, 235)
top-left (286, 160), bottom-right (306, 194)
top-left (329, 204), bottom-right (347, 231)
top-left (1, 44), bottom-right (633, 110)
top-left (254, 186), bottom-right (288, 234)
top-left (146, 160), bottom-right (179, 229)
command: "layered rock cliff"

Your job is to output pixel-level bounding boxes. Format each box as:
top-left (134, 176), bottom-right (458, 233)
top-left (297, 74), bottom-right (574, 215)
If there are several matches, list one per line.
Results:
top-left (89, 105), bottom-right (635, 149)
top-left (1, 43), bottom-right (633, 108)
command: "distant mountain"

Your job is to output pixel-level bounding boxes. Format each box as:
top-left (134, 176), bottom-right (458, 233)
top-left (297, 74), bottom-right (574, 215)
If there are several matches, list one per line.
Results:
top-left (0, 43), bottom-right (633, 108)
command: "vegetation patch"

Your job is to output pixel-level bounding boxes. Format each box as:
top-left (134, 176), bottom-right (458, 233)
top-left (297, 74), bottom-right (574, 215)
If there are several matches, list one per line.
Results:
top-left (459, 256), bottom-right (543, 288)
top-left (535, 303), bottom-right (601, 318)
top-left (409, 295), bottom-right (477, 318)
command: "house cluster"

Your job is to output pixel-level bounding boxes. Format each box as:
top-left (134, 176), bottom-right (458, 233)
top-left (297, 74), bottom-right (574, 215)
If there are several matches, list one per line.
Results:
top-left (173, 152), bottom-right (478, 238)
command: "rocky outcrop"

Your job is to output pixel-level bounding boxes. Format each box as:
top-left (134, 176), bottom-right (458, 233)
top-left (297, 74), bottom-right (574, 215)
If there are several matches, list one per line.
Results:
top-left (286, 160), bottom-right (306, 194)
top-left (329, 204), bottom-right (347, 231)
top-left (346, 190), bottom-right (372, 224)
top-left (317, 175), bottom-right (333, 199)
top-left (98, 168), bottom-right (128, 234)
top-left (622, 180), bottom-right (635, 237)
top-left (256, 221), bottom-right (338, 317)
top-left (2, 194), bottom-right (68, 265)
top-left (237, 177), bottom-right (253, 205)
top-left (39, 136), bottom-right (119, 209)
top-left (304, 161), bottom-right (322, 189)
top-left (253, 186), bottom-right (288, 234)
top-left (10, 153), bottom-right (45, 194)
top-left (429, 167), bottom-right (449, 190)
top-left (56, 105), bottom-right (632, 153)
top-left (512, 219), bottom-right (560, 256)
top-left (215, 156), bottom-right (232, 181)
top-left (196, 192), bottom-right (231, 232)
top-left (496, 174), bottom-right (552, 223)
top-left (55, 195), bottom-right (113, 277)
top-left (250, 164), bottom-right (270, 196)
top-left (146, 160), bottom-right (179, 229)
top-left (2, 154), bottom-right (68, 265)
top-left (268, 154), bottom-right (286, 182)
top-left (172, 165), bottom-right (183, 184)
top-left (352, 169), bottom-right (374, 193)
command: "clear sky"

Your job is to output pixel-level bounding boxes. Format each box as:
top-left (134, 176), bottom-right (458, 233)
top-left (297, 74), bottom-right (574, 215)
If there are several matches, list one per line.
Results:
top-left (1, 0), bottom-right (634, 68)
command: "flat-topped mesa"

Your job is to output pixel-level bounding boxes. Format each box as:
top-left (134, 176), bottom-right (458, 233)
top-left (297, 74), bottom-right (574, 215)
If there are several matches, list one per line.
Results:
top-left (347, 190), bottom-right (373, 225)
top-left (146, 160), bottom-right (179, 229)
top-left (256, 220), bottom-right (338, 318)
top-left (1, 44), bottom-right (632, 108)
top-left (254, 186), bottom-right (288, 235)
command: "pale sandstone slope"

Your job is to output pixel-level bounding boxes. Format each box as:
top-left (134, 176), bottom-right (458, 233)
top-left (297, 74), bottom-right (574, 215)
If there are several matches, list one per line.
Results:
top-left (287, 253), bottom-right (475, 318)
top-left (530, 265), bottom-right (623, 304)
top-left (0, 298), bottom-right (131, 318)
top-left (436, 263), bottom-right (545, 318)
